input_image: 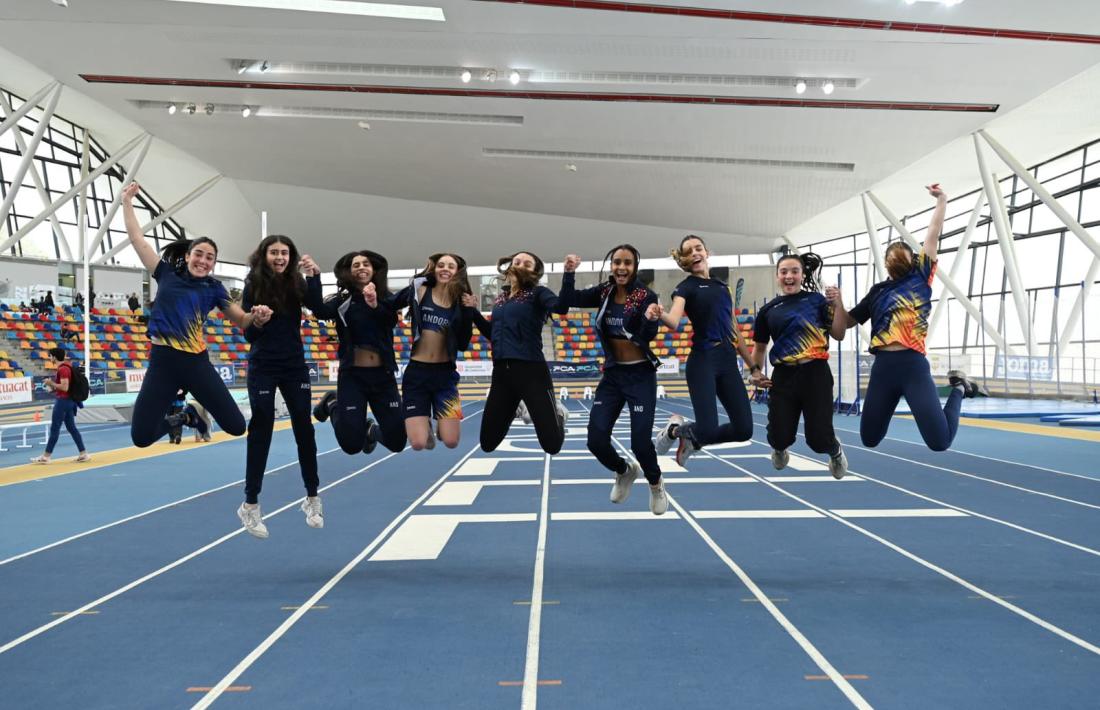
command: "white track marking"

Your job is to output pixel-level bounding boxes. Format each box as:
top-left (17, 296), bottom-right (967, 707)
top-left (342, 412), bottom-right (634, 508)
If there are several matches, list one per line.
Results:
top-left (0, 448), bottom-right (342, 566)
top-left (521, 454), bottom-right (552, 710)
top-left (191, 442), bottom-right (485, 710)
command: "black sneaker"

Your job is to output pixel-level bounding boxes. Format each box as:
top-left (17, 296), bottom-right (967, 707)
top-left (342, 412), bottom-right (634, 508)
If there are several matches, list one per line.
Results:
top-left (313, 391), bottom-right (336, 422)
top-left (362, 418), bottom-right (379, 454)
top-left (165, 411), bottom-right (189, 428)
top-left (947, 370), bottom-right (982, 399)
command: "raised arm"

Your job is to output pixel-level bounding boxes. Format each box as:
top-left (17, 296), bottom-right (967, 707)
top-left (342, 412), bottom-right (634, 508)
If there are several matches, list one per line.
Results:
top-left (658, 295), bottom-right (687, 330)
top-left (923, 184), bottom-right (948, 260)
top-left (558, 255), bottom-right (604, 309)
top-left (121, 182), bottom-right (162, 273)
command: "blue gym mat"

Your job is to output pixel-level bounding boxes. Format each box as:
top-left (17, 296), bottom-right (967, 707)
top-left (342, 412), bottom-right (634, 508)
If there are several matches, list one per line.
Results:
top-left (898, 398), bottom-right (1100, 419)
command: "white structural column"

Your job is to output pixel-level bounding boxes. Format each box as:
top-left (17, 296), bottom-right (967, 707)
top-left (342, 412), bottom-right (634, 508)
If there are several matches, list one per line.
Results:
top-left (973, 135), bottom-right (1033, 354)
top-left (859, 193), bottom-right (886, 281)
top-left (976, 129), bottom-right (1100, 355)
top-left (78, 129), bottom-right (91, 378)
top-left (0, 133), bottom-right (147, 254)
top-left (94, 175), bottom-right (222, 264)
top-left (0, 90), bottom-right (72, 261)
top-left (928, 190), bottom-right (987, 338)
top-left (865, 190), bottom-right (1014, 354)
top-left (84, 135), bottom-right (154, 259)
top-left (0, 85), bottom-right (63, 236)
top-left (0, 82), bottom-right (58, 139)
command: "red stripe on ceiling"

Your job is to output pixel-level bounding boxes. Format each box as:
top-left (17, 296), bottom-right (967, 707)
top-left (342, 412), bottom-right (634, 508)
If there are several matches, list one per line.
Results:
top-left (472, 0), bottom-right (1100, 45)
top-left (79, 75), bottom-right (998, 112)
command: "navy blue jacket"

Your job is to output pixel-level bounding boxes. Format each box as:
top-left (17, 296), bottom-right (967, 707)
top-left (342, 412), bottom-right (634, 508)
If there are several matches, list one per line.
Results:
top-left (558, 272), bottom-right (660, 369)
top-left (241, 278), bottom-right (306, 370)
top-left (304, 275), bottom-right (398, 371)
top-left (469, 284), bottom-right (567, 362)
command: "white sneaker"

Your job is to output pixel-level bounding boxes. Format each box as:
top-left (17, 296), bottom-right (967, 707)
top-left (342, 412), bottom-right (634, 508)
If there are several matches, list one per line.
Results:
top-left (424, 424), bottom-right (436, 451)
top-left (301, 496), bottom-right (324, 528)
top-left (829, 447), bottom-right (848, 480)
top-left (237, 503), bottom-right (269, 539)
top-left (73, 452), bottom-right (91, 463)
top-left (771, 449), bottom-right (789, 470)
top-left (515, 401), bottom-right (533, 425)
top-left (655, 414), bottom-right (685, 455)
top-left (609, 461), bottom-right (640, 504)
top-left (649, 480), bottom-right (668, 516)
top-left (675, 434), bottom-right (699, 467)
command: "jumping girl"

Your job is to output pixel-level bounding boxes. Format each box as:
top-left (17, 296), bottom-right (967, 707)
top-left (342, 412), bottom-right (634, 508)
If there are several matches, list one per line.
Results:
top-left (654, 235), bottom-right (755, 466)
top-left (121, 182), bottom-right (250, 448)
top-left (303, 251), bottom-right (407, 457)
top-left (558, 246), bottom-right (668, 515)
top-left (236, 235), bottom-right (321, 539)
top-left (828, 185), bottom-right (981, 452)
top-left (469, 251), bottom-right (569, 455)
top-left (392, 253), bottom-right (481, 450)
top-left (750, 252), bottom-right (847, 479)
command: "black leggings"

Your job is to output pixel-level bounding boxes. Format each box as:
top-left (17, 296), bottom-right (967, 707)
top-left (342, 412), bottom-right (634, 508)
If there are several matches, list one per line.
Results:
top-left (131, 346), bottom-right (246, 447)
top-left (481, 359), bottom-right (564, 455)
top-left (766, 359), bottom-right (840, 455)
top-left (861, 349), bottom-right (963, 451)
top-left (587, 363), bottom-right (661, 484)
top-left (682, 341), bottom-right (753, 447)
top-left (245, 364), bottom-right (318, 504)
top-left (331, 366), bottom-right (406, 455)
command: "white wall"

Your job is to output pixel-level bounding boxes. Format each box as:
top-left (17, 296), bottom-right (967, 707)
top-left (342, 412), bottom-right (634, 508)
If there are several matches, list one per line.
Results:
top-left (0, 257), bottom-right (58, 304)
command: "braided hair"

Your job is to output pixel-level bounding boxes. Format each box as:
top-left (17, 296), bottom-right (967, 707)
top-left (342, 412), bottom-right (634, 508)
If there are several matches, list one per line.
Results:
top-left (776, 252), bottom-right (824, 293)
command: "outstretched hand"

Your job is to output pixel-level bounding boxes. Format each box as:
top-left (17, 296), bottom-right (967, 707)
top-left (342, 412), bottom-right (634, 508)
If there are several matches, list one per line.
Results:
top-left (121, 182), bottom-right (140, 203)
top-left (926, 183), bottom-right (946, 200)
top-left (363, 282), bottom-right (377, 308)
top-left (824, 285), bottom-right (842, 306)
top-left (299, 254), bottom-right (320, 276)
top-left (645, 302), bottom-right (663, 321)
top-left (563, 254), bottom-right (582, 273)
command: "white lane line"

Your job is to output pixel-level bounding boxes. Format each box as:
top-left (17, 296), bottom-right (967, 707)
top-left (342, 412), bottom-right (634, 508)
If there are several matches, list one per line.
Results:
top-left (425, 480), bottom-right (541, 506)
top-left (0, 452), bottom-right (401, 657)
top-left (829, 420), bottom-right (1100, 483)
top-left (191, 442), bottom-right (485, 710)
top-left (0, 448), bottom-right (343, 567)
top-left (551, 511), bottom-right (681, 521)
top-left (455, 457), bottom-right (541, 476)
top-left (552, 477), bottom-right (754, 485)
top-left (369, 514), bottom-right (538, 560)
top-left (693, 510), bottom-right (825, 519)
top-left (660, 400), bottom-right (1100, 556)
top-left (698, 448), bottom-right (1100, 658)
top-left (521, 454), bottom-right (552, 710)
top-left (587, 401), bottom-right (872, 709)
top-left (830, 509), bottom-right (969, 519)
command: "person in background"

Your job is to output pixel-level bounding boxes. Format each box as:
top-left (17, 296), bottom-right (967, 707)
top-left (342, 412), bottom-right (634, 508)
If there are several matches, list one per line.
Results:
top-left (30, 348), bottom-right (90, 465)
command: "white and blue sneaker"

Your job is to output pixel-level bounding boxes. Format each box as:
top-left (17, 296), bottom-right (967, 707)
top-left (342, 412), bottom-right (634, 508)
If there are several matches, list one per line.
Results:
top-left (610, 461), bottom-right (640, 504)
top-left (655, 414), bottom-right (685, 455)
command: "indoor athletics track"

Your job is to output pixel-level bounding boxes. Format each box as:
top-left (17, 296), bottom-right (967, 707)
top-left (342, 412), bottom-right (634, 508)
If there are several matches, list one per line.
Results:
top-left (1, 398), bottom-right (1098, 709)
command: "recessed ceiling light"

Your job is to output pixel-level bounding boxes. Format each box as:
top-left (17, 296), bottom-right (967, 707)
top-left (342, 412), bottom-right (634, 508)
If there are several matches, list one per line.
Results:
top-left (205, 103), bottom-right (216, 115)
top-left (509, 70), bottom-right (521, 85)
top-left (794, 80), bottom-right (807, 95)
top-left (822, 80), bottom-right (835, 95)
top-left (357, 120), bottom-right (371, 130)
top-left (163, 0), bottom-right (445, 22)
top-left (167, 104), bottom-right (178, 115)
top-left (460, 69), bottom-right (472, 83)
top-left (49, 0), bottom-right (69, 6)
top-left (186, 103), bottom-right (197, 115)
top-left (241, 106), bottom-right (253, 118)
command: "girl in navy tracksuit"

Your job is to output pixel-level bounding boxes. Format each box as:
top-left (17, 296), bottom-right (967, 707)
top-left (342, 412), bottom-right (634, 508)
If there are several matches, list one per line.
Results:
top-left (654, 235), bottom-right (756, 467)
top-left (470, 251), bottom-right (570, 455)
top-left (305, 250), bottom-right (407, 457)
top-left (235, 235), bottom-right (322, 539)
top-left (558, 244), bottom-right (669, 515)
top-left (391, 253), bottom-right (482, 450)
top-left (829, 185), bottom-right (980, 452)
top-left (120, 182), bottom-right (249, 447)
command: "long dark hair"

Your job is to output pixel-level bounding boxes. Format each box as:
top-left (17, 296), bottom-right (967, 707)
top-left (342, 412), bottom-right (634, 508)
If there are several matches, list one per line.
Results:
top-left (245, 235), bottom-right (304, 314)
top-left (776, 252), bottom-right (824, 293)
top-left (599, 243), bottom-right (641, 286)
top-left (415, 253), bottom-right (471, 304)
top-left (496, 250), bottom-right (544, 292)
top-left (670, 234), bottom-right (706, 272)
top-left (160, 237), bottom-right (218, 275)
top-left (332, 250), bottom-right (390, 299)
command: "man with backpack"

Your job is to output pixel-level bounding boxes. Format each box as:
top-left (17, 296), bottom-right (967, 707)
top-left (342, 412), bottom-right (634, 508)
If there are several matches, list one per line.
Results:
top-left (30, 348), bottom-right (91, 464)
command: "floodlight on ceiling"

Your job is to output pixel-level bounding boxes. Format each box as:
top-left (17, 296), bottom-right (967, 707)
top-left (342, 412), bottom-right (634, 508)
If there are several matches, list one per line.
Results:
top-left (162, 0), bottom-right (445, 21)
top-left (186, 103), bottom-right (197, 115)
top-left (241, 106), bottom-right (253, 118)
top-left (460, 69), bottom-right (472, 83)
top-left (822, 80), bottom-right (835, 95)
top-left (50, 0), bottom-right (69, 6)
top-left (167, 104), bottom-right (178, 115)
top-left (794, 80), bottom-right (807, 95)
top-left (509, 70), bottom-right (521, 85)
top-left (205, 103), bottom-right (216, 115)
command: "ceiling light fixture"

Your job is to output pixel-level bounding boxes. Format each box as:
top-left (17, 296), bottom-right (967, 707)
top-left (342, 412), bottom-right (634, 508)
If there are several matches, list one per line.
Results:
top-left (205, 103), bottom-right (216, 115)
top-left (241, 106), bottom-right (253, 118)
top-left (509, 70), bottom-right (521, 85)
top-left (483, 69), bottom-right (497, 82)
top-left (237, 61), bottom-right (249, 74)
top-left (794, 80), bottom-right (807, 95)
top-left (50, 0), bottom-right (69, 6)
top-left (358, 121), bottom-right (371, 130)
top-left (822, 80), bottom-right (835, 95)
top-left (460, 69), bottom-right (472, 83)
top-left (167, 104), bottom-right (178, 115)
top-left (260, 60), bottom-right (270, 73)
top-left (186, 103), bottom-right (197, 115)
top-left (163, 0), bottom-right (445, 22)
